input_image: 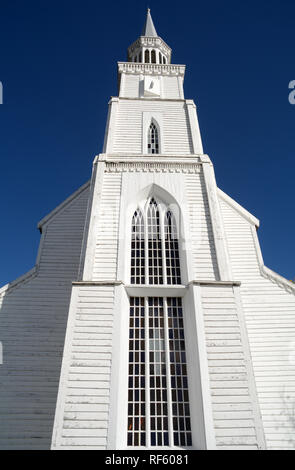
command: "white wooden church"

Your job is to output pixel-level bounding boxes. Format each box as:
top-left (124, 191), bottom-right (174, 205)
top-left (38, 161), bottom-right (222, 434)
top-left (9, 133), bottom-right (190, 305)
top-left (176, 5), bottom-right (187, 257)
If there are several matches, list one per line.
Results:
top-left (0, 10), bottom-right (295, 451)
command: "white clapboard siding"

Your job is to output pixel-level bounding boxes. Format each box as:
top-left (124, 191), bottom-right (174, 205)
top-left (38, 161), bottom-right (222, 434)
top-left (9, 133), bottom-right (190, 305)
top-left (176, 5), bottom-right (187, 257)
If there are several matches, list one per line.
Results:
top-left (202, 285), bottom-right (261, 449)
top-left (220, 195), bottom-right (295, 450)
top-left (92, 172), bottom-right (122, 280)
top-left (113, 100), bottom-right (193, 154)
top-left (51, 285), bottom-right (114, 450)
top-left (162, 76), bottom-right (182, 99)
top-left (0, 185), bottom-right (90, 450)
top-left (120, 74), bottom-right (140, 98)
top-left (185, 171), bottom-right (218, 280)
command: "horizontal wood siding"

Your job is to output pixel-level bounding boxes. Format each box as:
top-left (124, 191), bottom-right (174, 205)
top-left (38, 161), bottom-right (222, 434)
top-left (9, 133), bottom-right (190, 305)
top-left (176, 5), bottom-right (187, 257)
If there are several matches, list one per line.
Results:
top-left (121, 75), bottom-right (140, 98)
top-left (113, 100), bottom-right (193, 154)
top-left (220, 197), bottom-right (295, 449)
top-left (0, 186), bottom-right (89, 449)
top-left (202, 285), bottom-right (260, 449)
top-left (162, 76), bottom-right (181, 99)
top-left (186, 171), bottom-right (218, 280)
top-left (52, 285), bottom-right (114, 449)
top-left (92, 172), bottom-right (122, 281)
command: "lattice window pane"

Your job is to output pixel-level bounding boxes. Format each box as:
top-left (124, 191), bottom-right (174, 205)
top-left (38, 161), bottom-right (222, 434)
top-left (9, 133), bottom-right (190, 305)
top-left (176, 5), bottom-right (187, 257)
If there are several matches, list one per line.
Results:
top-left (131, 210), bottom-right (145, 284)
top-left (167, 297), bottom-right (192, 447)
top-left (127, 297), bottom-right (192, 448)
top-left (127, 297), bottom-right (146, 447)
top-left (148, 297), bottom-right (169, 446)
top-left (148, 122), bottom-right (159, 154)
top-left (147, 198), bottom-right (163, 285)
top-left (165, 211), bottom-right (181, 285)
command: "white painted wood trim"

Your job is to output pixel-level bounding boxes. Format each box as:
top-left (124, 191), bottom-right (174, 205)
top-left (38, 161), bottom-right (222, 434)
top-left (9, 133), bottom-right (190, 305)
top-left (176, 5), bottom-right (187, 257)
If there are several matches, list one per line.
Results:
top-left (201, 160), bottom-right (232, 281)
top-left (104, 97), bottom-right (119, 154)
top-left (251, 225), bottom-right (295, 294)
top-left (218, 188), bottom-right (260, 228)
top-left (107, 285), bottom-right (129, 449)
top-left (191, 284), bottom-right (217, 449)
top-left (51, 285), bottom-right (80, 449)
top-left (81, 160), bottom-right (106, 280)
top-left (185, 100), bottom-right (203, 155)
top-left (233, 285), bottom-right (267, 449)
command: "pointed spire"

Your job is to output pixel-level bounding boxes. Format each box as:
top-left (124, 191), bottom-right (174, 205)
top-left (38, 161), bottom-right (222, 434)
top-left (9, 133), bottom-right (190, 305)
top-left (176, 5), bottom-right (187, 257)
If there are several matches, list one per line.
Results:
top-left (141, 8), bottom-right (158, 37)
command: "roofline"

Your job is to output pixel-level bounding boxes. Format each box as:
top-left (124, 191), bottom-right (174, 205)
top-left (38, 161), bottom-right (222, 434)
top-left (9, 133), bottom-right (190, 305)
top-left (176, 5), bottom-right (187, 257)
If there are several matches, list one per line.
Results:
top-left (37, 180), bottom-right (90, 232)
top-left (217, 187), bottom-right (260, 228)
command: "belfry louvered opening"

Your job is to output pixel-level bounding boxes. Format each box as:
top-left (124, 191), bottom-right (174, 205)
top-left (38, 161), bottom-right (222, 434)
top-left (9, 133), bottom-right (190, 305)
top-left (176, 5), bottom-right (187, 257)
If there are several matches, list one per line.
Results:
top-left (127, 197), bottom-right (192, 448)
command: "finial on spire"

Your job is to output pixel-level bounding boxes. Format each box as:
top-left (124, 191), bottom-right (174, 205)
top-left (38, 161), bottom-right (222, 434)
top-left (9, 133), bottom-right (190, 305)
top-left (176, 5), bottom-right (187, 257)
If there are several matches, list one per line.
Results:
top-left (142, 8), bottom-right (158, 37)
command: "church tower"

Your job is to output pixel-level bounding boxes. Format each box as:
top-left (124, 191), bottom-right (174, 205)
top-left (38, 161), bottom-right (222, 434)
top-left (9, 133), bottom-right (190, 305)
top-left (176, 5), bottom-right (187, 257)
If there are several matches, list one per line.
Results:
top-left (1, 10), bottom-right (295, 451)
top-left (51, 10), bottom-right (266, 450)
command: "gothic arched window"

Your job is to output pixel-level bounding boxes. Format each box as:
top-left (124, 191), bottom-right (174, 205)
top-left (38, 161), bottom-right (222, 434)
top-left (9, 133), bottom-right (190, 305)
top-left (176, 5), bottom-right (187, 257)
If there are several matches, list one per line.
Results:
top-left (131, 210), bottom-right (145, 285)
top-left (148, 122), bottom-right (159, 154)
top-left (127, 198), bottom-right (192, 448)
top-left (147, 198), bottom-right (163, 285)
top-left (145, 49), bottom-right (150, 63)
top-left (165, 211), bottom-right (181, 285)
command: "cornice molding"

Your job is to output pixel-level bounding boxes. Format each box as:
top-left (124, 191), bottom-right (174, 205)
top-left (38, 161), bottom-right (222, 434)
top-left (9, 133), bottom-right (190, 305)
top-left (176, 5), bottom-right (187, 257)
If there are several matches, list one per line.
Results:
top-left (260, 266), bottom-right (295, 295)
top-left (128, 36), bottom-right (171, 55)
top-left (118, 62), bottom-right (185, 76)
top-left (104, 160), bottom-right (201, 174)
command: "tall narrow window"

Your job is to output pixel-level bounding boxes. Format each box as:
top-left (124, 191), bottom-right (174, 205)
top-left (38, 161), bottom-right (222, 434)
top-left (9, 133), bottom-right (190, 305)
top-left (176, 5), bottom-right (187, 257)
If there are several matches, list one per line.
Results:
top-left (145, 49), bottom-right (150, 63)
top-left (148, 122), bottom-right (159, 154)
top-left (147, 198), bottom-right (163, 285)
top-left (151, 50), bottom-right (156, 64)
top-left (131, 210), bottom-right (145, 285)
top-left (127, 198), bottom-right (191, 448)
top-left (127, 297), bottom-right (192, 447)
top-left (165, 211), bottom-right (181, 285)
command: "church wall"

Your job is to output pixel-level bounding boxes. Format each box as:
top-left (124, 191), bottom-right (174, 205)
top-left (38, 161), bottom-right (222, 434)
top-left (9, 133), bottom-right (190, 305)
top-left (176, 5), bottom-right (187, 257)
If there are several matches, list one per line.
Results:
top-left (201, 284), bottom-right (264, 449)
top-left (119, 74), bottom-right (183, 100)
top-left (112, 100), bottom-right (194, 155)
top-left (162, 76), bottom-right (184, 99)
top-left (220, 196), bottom-right (295, 450)
top-left (185, 171), bottom-right (219, 280)
top-left (92, 172), bottom-right (122, 281)
top-left (120, 74), bottom-right (140, 98)
top-left (51, 284), bottom-right (114, 450)
top-left (0, 185), bottom-right (89, 449)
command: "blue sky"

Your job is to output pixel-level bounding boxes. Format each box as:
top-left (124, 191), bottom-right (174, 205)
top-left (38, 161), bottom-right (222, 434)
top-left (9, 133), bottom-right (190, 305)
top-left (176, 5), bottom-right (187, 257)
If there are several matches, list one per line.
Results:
top-left (0, 0), bottom-right (294, 286)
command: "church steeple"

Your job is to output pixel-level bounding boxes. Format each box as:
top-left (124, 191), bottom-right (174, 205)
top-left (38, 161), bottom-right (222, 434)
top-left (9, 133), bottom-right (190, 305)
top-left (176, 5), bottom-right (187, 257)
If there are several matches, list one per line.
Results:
top-left (127, 9), bottom-right (171, 64)
top-left (141, 8), bottom-right (158, 37)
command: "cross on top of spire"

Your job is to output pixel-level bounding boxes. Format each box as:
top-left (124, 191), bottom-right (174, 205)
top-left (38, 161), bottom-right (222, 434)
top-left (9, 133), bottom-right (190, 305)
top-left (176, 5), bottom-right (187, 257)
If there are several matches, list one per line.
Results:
top-left (141, 8), bottom-right (158, 37)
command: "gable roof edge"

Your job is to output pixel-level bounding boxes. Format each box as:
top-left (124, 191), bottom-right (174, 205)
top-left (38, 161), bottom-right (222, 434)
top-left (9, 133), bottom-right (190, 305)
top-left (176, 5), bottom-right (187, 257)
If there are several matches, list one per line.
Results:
top-left (217, 187), bottom-right (260, 228)
top-left (37, 180), bottom-right (90, 232)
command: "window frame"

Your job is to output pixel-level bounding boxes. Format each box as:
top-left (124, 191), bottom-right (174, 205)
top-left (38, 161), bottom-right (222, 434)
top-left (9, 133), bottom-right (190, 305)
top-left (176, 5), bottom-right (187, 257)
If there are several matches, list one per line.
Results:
top-left (130, 197), bottom-right (181, 286)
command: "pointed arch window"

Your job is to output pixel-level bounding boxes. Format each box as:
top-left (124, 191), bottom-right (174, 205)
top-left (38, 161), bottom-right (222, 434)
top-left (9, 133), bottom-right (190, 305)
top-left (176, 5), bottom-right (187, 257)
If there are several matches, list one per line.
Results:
top-left (165, 211), bottom-right (181, 285)
top-left (130, 198), bottom-right (181, 286)
top-left (128, 198), bottom-right (191, 448)
top-left (131, 210), bottom-right (145, 285)
top-left (145, 49), bottom-right (150, 63)
top-left (148, 122), bottom-right (159, 154)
